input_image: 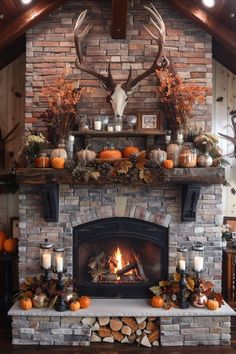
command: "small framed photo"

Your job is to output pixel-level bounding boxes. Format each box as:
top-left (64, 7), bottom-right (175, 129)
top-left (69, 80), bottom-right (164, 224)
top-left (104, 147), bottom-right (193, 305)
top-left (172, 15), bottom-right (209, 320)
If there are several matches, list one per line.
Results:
top-left (10, 217), bottom-right (20, 239)
top-left (137, 112), bottom-right (162, 132)
top-left (223, 216), bottom-right (236, 232)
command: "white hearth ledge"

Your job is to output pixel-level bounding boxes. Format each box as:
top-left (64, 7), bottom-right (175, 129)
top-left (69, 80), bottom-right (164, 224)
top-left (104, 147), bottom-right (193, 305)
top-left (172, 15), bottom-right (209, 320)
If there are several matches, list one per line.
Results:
top-left (8, 299), bottom-right (235, 317)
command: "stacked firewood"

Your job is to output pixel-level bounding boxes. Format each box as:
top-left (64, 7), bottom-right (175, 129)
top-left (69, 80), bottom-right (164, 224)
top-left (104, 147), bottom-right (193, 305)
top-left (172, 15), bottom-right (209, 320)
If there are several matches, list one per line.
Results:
top-left (89, 316), bottom-right (159, 347)
top-left (88, 251), bottom-right (146, 282)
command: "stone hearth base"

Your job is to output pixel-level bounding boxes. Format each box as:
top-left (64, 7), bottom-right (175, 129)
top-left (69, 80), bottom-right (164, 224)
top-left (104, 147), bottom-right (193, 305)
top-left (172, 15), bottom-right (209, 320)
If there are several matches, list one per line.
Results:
top-left (8, 299), bottom-right (235, 346)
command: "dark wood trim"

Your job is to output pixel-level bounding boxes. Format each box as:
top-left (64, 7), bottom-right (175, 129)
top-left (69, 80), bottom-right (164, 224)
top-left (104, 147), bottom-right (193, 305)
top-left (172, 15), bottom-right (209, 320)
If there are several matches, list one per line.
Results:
top-left (15, 167), bottom-right (225, 185)
top-left (167, 0), bottom-right (236, 58)
top-left (111, 0), bottom-right (128, 39)
top-left (0, 35), bottom-right (25, 71)
top-left (213, 39), bottom-right (236, 75)
top-left (0, 0), bottom-right (69, 51)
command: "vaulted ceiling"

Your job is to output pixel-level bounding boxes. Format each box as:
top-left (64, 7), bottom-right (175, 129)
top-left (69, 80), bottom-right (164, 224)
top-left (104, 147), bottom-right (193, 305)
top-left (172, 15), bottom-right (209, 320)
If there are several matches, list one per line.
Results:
top-left (0, 0), bottom-right (235, 73)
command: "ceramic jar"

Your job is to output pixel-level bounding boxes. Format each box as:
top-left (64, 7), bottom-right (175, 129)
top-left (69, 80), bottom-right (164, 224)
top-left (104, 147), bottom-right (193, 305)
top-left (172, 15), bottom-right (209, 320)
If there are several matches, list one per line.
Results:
top-left (167, 143), bottom-right (180, 167)
top-left (179, 143), bottom-right (197, 168)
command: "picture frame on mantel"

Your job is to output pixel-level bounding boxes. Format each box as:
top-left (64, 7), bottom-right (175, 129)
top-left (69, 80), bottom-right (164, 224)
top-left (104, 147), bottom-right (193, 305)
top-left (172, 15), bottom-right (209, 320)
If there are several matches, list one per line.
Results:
top-left (10, 217), bottom-right (20, 239)
top-left (137, 111), bottom-right (163, 132)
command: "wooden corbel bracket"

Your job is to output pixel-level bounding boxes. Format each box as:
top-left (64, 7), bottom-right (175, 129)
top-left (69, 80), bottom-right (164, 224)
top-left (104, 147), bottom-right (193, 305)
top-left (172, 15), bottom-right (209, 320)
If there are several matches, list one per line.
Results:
top-left (40, 184), bottom-right (59, 222)
top-left (181, 184), bottom-right (201, 222)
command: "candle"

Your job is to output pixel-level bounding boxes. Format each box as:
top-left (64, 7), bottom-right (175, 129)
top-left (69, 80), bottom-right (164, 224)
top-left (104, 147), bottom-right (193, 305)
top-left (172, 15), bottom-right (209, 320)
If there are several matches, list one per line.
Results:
top-left (42, 253), bottom-right (51, 269)
top-left (94, 119), bottom-right (102, 130)
top-left (56, 255), bottom-right (63, 273)
top-left (179, 259), bottom-right (186, 271)
top-left (194, 256), bottom-right (203, 272)
top-left (107, 124), bottom-right (114, 132)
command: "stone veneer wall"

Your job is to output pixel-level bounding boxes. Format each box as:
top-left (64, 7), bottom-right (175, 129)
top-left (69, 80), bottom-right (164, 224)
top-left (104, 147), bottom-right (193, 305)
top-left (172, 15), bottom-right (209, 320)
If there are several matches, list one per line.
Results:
top-left (18, 184), bottom-right (223, 291)
top-left (25, 0), bottom-right (212, 132)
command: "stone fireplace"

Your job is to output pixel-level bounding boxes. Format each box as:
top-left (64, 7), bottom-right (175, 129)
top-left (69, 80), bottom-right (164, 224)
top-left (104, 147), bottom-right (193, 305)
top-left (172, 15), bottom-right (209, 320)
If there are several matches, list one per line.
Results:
top-left (8, 0), bottom-right (236, 347)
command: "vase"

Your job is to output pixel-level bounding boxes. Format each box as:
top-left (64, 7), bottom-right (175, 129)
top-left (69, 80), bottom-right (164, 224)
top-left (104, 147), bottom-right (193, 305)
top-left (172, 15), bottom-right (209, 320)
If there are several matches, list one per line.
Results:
top-left (167, 143), bottom-right (180, 167)
top-left (50, 140), bottom-right (68, 161)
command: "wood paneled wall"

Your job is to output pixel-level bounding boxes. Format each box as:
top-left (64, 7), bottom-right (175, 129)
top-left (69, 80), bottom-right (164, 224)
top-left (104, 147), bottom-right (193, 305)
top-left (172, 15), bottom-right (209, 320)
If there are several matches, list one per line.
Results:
top-left (213, 59), bottom-right (236, 217)
top-left (0, 53), bottom-right (25, 232)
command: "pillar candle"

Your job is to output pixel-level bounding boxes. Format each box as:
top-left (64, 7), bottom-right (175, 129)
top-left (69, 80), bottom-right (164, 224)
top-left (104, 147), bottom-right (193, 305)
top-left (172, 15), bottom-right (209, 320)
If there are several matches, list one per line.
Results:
top-left (194, 256), bottom-right (203, 272)
top-left (56, 255), bottom-right (63, 273)
top-left (179, 259), bottom-right (186, 271)
top-left (42, 253), bottom-right (51, 269)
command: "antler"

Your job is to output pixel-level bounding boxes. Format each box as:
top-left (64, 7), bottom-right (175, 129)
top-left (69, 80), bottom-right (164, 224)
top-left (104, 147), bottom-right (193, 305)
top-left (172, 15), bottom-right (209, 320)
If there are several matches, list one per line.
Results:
top-left (122, 3), bottom-right (169, 92)
top-left (74, 10), bottom-right (115, 91)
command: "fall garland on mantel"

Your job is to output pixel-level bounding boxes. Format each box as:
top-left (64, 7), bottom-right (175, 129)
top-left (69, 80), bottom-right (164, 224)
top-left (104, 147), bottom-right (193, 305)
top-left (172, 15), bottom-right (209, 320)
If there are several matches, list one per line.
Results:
top-left (71, 153), bottom-right (168, 184)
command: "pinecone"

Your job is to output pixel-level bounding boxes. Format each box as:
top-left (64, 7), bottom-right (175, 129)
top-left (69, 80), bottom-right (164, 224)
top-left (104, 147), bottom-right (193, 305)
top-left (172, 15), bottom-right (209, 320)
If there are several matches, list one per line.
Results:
top-left (64, 159), bottom-right (75, 169)
top-left (129, 154), bottom-right (138, 164)
top-left (97, 163), bottom-right (112, 176)
top-left (156, 166), bottom-right (168, 183)
top-left (72, 166), bottom-right (85, 180)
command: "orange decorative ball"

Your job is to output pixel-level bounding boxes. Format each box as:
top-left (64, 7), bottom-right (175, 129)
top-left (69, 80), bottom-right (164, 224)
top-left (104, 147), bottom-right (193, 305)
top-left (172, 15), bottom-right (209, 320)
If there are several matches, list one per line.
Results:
top-left (163, 159), bottom-right (174, 169)
top-left (4, 238), bottom-right (17, 253)
top-left (0, 231), bottom-right (7, 252)
top-left (50, 157), bottom-right (65, 169)
top-left (122, 146), bottom-right (139, 158)
top-left (150, 295), bottom-right (164, 308)
top-left (207, 299), bottom-right (219, 311)
top-left (79, 296), bottom-right (91, 309)
top-left (20, 297), bottom-right (33, 310)
top-left (69, 300), bottom-right (81, 311)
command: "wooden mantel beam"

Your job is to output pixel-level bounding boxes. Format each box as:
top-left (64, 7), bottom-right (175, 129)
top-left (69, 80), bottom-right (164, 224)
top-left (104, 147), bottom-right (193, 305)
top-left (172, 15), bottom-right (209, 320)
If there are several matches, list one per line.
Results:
top-left (167, 0), bottom-right (236, 57)
top-left (0, 0), bottom-right (69, 51)
top-left (111, 0), bottom-right (128, 39)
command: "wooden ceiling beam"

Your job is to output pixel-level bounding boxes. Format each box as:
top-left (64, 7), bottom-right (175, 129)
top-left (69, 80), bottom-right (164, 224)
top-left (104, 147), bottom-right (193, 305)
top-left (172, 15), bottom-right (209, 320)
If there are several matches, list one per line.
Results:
top-left (167, 0), bottom-right (236, 56)
top-left (111, 0), bottom-right (128, 39)
top-left (0, 0), bottom-right (69, 51)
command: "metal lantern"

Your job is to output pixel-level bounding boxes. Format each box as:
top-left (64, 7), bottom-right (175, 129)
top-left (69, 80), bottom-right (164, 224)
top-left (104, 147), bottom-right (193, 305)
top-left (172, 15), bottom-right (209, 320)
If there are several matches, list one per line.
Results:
top-left (192, 242), bottom-right (204, 273)
top-left (53, 244), bottom-right (66, 274)
top-left (177, 245), bottom-right (188, 272)
top-left (40, 238), bottom-right (53, 270)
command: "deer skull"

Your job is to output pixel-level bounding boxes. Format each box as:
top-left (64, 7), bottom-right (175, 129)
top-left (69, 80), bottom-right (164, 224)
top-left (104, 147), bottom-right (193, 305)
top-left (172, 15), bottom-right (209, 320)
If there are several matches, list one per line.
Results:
top-left (74, 4), bottom-right (169, 118)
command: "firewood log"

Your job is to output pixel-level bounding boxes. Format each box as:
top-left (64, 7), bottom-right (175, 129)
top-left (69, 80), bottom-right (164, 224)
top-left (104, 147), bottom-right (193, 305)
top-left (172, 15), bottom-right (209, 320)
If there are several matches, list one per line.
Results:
top-left (91, 266), bottom-right (110, 281)
top-left (116, 262), bottom-right (136, 277)
top-left (121, 325), bottom-right (132, 336)
top-left (88, 251), bottom-right (105, 269)
top-left (98, 326), bottom-right (112, 338)
top-left (148, 329), bottom-right (159, 343)
top-left (110, 318), bottom-right (123, 331)
top-left (121, 317), bottom-right (137, 329)
top-left (111, 330), bottom-right (124, 342)
top-left (132, 251), bottom-right (147, 280)
top-left (98, 317), bottom-right (110, 326)
top-left (146, 320), bottom-right (158, 332)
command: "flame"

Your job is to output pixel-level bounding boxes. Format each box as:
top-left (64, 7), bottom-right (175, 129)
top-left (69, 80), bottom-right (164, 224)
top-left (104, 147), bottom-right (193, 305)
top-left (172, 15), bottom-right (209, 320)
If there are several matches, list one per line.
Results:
top-left (114, 247), bottom-right (123, 274)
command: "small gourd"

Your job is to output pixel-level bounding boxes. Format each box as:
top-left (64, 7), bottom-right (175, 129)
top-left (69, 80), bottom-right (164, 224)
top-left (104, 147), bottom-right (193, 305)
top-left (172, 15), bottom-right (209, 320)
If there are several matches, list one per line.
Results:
top-left (163, 159), bottom-right (174, 169)
top-left (149, 148), bottom-right (167, 166)
top-left (69, 300), bottom-right (81, 311)
top-left (150, 295), bottom-right (164, 308)
top-left (50, 146), bottom-right (67, 161)
top-left (76, 145), bottom-right (96, 162)
top-left (207, 299), bottom-right (219, 311)
top-left (50, 156), bottom-right (65, 169)
top-left (99, 145), bottom-right (122, 159)
top-left (0, 231), bottom-right (7, 252)
top-left (20, 297), bottom-right (33, 310)
top-left (79, 296), bottom-right (91, 309)
top-left (122, 146), bottom-right (140, 158)
top-left (4, 238), bottom-right (17, 253)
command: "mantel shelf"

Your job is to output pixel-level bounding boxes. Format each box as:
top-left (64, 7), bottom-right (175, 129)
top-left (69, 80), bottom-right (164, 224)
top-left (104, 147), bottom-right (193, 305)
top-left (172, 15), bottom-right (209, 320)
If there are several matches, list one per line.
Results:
top-left (70, 130), bottom-right (165, 137)
top-left (15, 167), bottom-right (225, 185)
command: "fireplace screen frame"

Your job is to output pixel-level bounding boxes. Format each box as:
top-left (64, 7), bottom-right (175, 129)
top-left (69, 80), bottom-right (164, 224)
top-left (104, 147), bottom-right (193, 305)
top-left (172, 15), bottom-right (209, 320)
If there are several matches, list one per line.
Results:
top-left (73, 217), bottom-right (169, 298)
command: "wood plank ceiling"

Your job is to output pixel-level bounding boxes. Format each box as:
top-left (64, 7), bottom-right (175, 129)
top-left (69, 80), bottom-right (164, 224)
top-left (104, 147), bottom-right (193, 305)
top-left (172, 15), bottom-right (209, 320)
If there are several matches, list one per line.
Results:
top-left (0, 0), bottom-right (235, 73)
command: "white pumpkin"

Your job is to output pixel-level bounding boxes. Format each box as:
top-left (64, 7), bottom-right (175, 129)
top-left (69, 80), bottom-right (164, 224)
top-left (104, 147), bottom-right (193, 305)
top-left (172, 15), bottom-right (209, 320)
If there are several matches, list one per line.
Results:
top-left (149, 148), bottom-right (167, 165)
top-left (76, 145), bottom-right (96, 162)
top-left (50, 147), bottom-right (67, 161)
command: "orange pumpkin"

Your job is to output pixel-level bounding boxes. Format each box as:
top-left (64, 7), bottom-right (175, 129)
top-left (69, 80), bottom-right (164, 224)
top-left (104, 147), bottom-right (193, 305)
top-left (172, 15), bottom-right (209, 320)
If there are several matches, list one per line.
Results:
top-left (99, 148), bottom-right (122, 159)
top-left (4, 238), bottom-right (17, 253)
top-left (122, 146), bottom-right (140, 158)
top-left (69, 300), bottom-right (81, 311)
top-left (50, 157), bottom-right (65, 169)
top-left (150, 295), bottom-right (164, 308)
top-left (79, 296), bottom-right (91, 309)
top-left (163, 159), bottom-right (174, 169)
top-left (20, 297), bottom-right (33, 310)
top-left (207, 299), bottom-right (219, 311)
top-left (0, 231), bottom-right (7, 252)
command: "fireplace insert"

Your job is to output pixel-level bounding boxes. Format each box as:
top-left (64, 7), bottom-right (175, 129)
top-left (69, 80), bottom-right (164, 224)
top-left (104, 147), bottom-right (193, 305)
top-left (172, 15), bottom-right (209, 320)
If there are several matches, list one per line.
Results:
top-left (73, 217), bottom-right (168, 298)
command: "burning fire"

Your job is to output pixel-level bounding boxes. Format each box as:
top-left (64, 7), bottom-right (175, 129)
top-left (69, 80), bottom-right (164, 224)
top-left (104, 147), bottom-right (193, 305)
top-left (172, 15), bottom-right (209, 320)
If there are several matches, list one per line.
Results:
top-left (114, 247), bottom-right (123, 274)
